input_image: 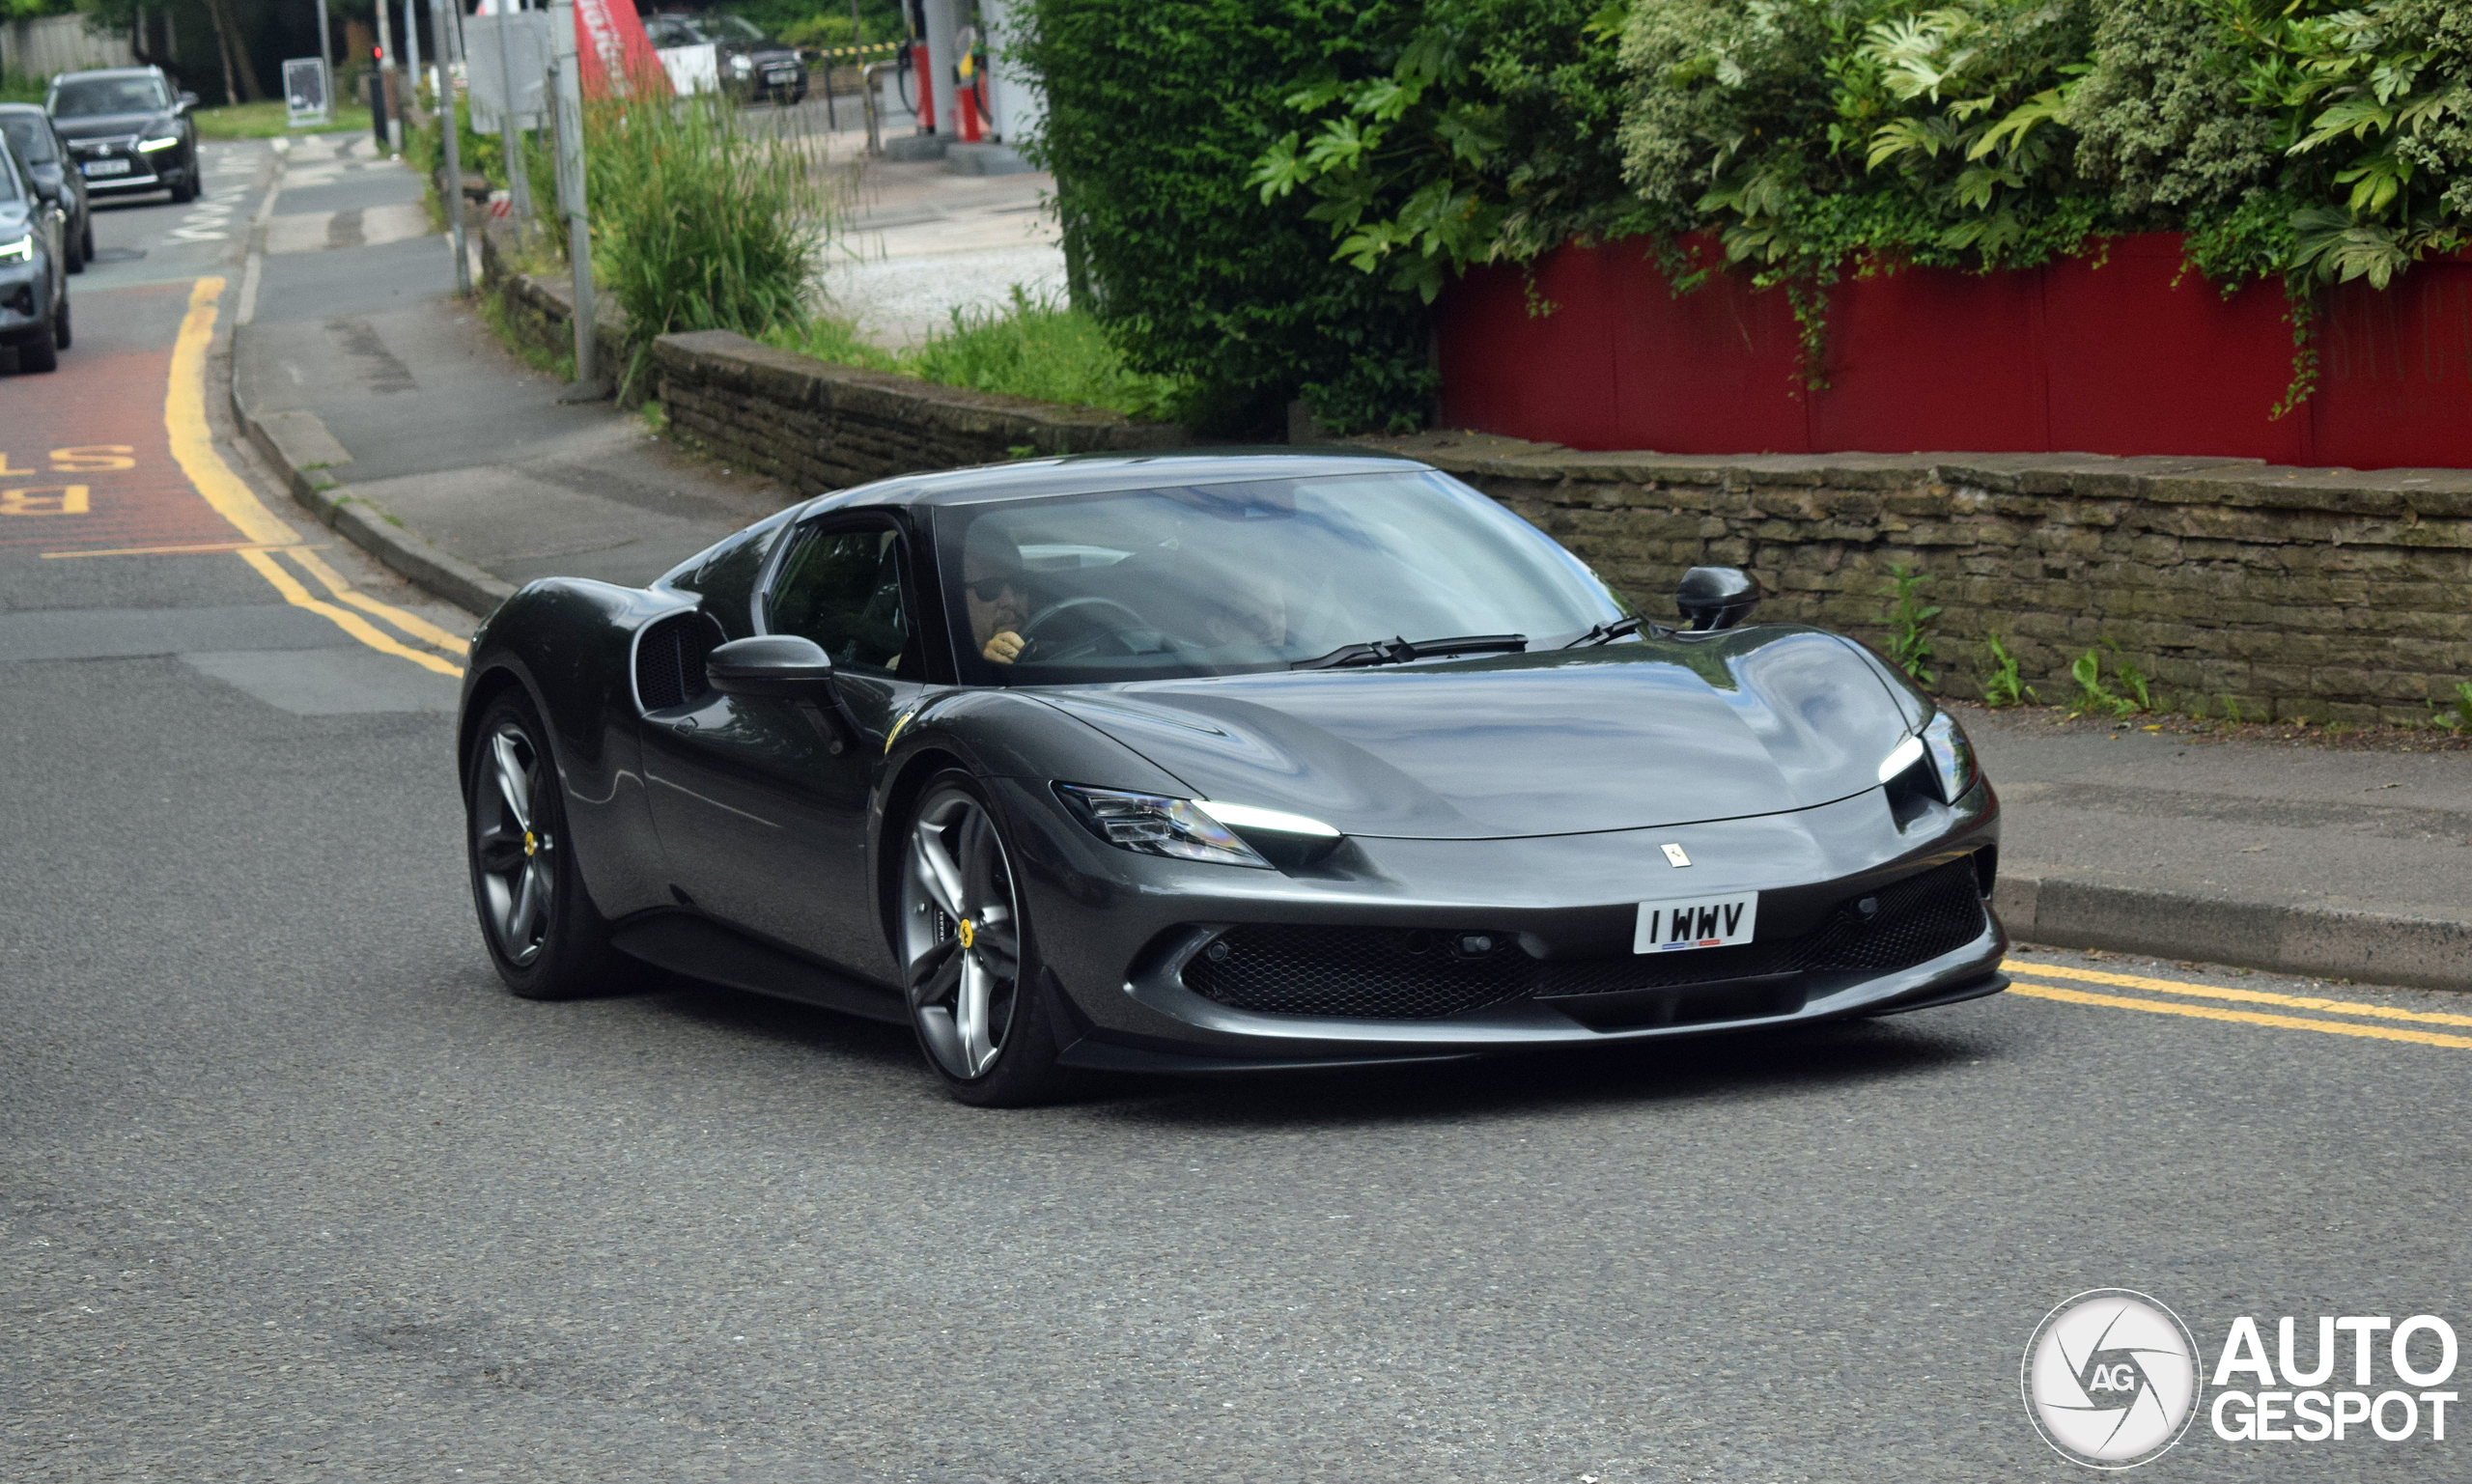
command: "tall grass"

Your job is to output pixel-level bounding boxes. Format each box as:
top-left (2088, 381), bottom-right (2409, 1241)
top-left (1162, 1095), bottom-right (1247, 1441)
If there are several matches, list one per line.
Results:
top-left (762, 290), bottom-right (1188, 422)
top-left (581, 98), bottom-right (833, 392)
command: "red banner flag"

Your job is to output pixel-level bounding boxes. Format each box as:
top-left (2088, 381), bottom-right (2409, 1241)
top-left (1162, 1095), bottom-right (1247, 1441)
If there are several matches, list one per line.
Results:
top-left (571, 0), bottom-right (671, 98)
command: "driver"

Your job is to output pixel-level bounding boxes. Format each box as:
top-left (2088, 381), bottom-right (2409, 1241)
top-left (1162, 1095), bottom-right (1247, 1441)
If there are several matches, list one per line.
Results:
top-left (962, 524), bottom-right (1030, 665)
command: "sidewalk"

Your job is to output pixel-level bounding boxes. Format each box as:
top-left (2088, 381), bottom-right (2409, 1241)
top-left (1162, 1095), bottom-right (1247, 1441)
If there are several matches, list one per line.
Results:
top-left (233, 134), bottom-right (798, 606)
top-left (226, 137), bottom-right (2472, 994)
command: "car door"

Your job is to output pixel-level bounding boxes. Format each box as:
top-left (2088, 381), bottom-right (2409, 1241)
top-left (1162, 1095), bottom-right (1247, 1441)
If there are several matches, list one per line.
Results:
top-left (641, 515), bottom-right (929, 979)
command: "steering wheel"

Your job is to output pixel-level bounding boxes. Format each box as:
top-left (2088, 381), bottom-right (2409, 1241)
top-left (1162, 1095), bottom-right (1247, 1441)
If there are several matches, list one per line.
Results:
top-left (1016, 596), bottom-right (1159, 662)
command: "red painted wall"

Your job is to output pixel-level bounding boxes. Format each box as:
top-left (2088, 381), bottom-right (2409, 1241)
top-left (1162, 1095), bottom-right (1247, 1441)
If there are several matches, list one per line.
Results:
top-left (1435, 235), bottom-right (2472, 469)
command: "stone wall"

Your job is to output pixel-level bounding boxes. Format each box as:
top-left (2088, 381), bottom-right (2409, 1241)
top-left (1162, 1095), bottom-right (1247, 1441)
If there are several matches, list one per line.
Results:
top-left (1368, 434), bottom-right (2472, 727)
top-left (649, 332), bottom-right (1187, 491)
top-left (475, 220), bottom-right (1185, 487)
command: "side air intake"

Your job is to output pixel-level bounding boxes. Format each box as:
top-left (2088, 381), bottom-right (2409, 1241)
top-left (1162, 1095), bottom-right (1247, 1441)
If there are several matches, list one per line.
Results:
top-left (634, 612), bottom-right (722, 711)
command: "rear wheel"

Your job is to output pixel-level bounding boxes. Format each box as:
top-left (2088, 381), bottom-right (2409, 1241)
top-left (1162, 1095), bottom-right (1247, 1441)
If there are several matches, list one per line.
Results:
top-left (897, 772), bottom-right (1076, 1106)
top-left (464, 689), bottom-right (629, 999)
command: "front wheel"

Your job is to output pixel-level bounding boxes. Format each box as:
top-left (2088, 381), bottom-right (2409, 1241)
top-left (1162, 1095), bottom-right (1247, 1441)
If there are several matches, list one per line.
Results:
top-left (53, 294), bottom-right (69, 350)
top-left (897, 772), bottom-right (1076, 1106)
top-left (464, 689), bottom-right (629, 998)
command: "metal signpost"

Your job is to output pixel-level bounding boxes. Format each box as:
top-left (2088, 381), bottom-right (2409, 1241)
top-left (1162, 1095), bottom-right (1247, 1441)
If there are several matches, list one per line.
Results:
top-left (431, 0), bottom-right (469, 296)
top-left (281, 57), bottom-right (331, 127)
top-left (547, 0), bottom-right (600, 396)
top-left (466, 9), bottom-right (550, 245)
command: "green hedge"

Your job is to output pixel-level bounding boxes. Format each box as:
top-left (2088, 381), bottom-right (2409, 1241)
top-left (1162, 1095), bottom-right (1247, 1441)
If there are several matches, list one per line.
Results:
top-left (1026, 0), bottom-right (2472, 431)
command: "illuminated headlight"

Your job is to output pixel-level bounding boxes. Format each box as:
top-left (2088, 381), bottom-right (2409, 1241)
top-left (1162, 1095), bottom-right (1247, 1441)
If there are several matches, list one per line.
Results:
top-left (730, 54), bottom-right (754, 74)
top-left (0, 234), bottom-right (32, 264)
top-left (1054, 784), bottom-right (1345, 869)
top-left (138, 135), bottom-right (182, 152)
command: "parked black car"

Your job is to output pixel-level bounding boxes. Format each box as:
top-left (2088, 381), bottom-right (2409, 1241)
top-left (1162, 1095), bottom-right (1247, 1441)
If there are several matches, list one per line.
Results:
top-left (644, 12), bottom-right (807, 105)
top-left (45, 66), bottom-right (200, 204)
top-left (0, 127), bottom-right (70, 373)
top-left (0, 104), bottom-right (92, 273)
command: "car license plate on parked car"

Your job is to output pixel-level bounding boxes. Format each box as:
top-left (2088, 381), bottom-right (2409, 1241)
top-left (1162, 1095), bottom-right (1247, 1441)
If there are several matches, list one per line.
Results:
top-left (1634, 891), bottom-right (1758, 953)
top-left (766, 69), bottom-right (799, 84)
top-left (82, 158), bottom-right (130, 177)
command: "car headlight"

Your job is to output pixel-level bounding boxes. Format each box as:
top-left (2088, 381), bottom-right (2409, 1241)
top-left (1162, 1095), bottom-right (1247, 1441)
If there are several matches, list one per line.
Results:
top-left (0, 233), bottom-right (30, 263)
top-left (1919, 709), bottom-right (1978, 802)
top-left (1878, 713), bottom-right (1978, 802)
top-left (1055, 784), bottom-right (1341, 869)
top-left (138, 135), bottom-right (181, 152)
top-left (730, 54), bottom-right (754, 74)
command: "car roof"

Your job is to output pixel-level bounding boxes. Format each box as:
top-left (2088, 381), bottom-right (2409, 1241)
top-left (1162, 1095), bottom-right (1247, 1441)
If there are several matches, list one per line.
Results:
top-left (800, 449), bottom-right (1436, 518)
top-left (0, 103), bottom-right (47, 115)
top-left (50, 68), bottom-right (162, 80)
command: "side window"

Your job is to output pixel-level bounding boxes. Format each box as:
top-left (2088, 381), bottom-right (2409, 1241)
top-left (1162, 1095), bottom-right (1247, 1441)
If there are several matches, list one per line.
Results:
top-left (769, 525), bottom-right (916, 679)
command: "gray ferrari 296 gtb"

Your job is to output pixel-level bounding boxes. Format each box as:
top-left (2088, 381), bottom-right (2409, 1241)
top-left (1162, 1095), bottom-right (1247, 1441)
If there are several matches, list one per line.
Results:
top-left (457, 450), bottom-right (2006, 1104)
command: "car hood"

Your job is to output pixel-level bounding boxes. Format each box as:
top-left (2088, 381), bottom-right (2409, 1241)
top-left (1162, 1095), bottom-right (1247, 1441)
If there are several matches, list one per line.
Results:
top-left (1036, 627), bottom-right (1921, 840)
top-left (52, 112), bottom-right (171, 142)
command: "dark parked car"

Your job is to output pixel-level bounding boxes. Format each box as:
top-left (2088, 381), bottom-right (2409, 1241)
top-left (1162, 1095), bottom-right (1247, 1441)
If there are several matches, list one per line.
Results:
top-left (644, 12), bottom-right (807, 104)
top-left (45, 66), bottom-right (200, 204)
top-left (0, 126), bottom-right (70, 372)
top-left (0, 104), bottom-right (91, 273)
top-left (457, 452), bottom-right (2007, 1105)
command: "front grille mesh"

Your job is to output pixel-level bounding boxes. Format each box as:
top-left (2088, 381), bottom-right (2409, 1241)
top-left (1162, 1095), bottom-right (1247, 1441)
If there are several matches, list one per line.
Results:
top-left (635, 612), bottom-right (720, 711)
top-left (1180, 855), bottom-right (1987, 1020)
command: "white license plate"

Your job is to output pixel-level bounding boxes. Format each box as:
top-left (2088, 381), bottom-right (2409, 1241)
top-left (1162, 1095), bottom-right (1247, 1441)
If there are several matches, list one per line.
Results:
top-left (765, 69), bottom-right (800, 83)
top-left (1634, 891), bottom-right (1759, 953)
top-left (82, 158), bottom-right (131, 177)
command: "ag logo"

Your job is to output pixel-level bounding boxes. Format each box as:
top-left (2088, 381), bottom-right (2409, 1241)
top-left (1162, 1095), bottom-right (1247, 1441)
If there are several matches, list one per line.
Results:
top-left (2023, 1289), bottom-right (2203, 1469)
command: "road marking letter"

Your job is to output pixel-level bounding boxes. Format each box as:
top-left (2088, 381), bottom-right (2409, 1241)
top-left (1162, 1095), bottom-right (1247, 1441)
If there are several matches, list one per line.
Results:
top-left (1, 486), bottom-right (91, 516)
top-left (50, 445), bottom-right (137, 471)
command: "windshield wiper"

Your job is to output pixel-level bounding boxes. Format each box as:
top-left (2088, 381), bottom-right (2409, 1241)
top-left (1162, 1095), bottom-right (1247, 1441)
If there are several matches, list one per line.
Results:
top-left (1562, 614), bottom-right (1663, 648)
top-left (1290, 633), bottom-right (1528, 670)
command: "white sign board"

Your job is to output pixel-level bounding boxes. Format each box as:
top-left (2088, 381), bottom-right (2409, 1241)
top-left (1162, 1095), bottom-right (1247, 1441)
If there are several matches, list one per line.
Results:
top-left (464, 13), bottom-right (553, 130)
top-left (657, 42), bottom-right (718, 97)
top-left (282, 57), bottom-right (330, 126)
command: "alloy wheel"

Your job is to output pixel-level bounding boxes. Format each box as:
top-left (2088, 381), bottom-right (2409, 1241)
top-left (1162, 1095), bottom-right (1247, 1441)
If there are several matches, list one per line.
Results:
top-left (898, 787), bottom-right (1024, 1080)
top-left (472, 720), bottom-right (556, 966)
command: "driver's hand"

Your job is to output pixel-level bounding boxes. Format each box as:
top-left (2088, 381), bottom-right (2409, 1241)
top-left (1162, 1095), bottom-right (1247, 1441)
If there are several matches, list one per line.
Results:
top-left (983, 630), bottom-right (1025, 665)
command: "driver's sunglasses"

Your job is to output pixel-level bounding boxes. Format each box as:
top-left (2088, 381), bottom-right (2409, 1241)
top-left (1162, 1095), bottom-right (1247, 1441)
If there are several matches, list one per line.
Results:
top-left (964, 575), bottom-right (1017, 602)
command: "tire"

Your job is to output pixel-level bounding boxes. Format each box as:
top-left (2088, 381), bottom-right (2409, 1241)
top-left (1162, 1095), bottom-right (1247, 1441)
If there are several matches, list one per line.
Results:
top-left (170, 166), bottom-right (196, 204)
top-left (81, 221), bottom-right (93, 263)
top-left (895, 770), bottom-right (1077, 1106)
top-left (16, 324), bottom-right (59, 373)
top-left (53, 294), bottom-right (69, 350)
top-left (66, 227), bottom-right (84, 274)
top-left (464, 688), bottom-right (630, 999)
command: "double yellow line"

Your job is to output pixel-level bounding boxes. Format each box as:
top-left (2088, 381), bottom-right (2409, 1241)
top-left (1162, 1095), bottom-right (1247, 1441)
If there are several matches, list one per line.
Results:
top-left (2005, 960), bottom-right (2472, 1051)
top-left (167, 276), bottom-right (466, 679)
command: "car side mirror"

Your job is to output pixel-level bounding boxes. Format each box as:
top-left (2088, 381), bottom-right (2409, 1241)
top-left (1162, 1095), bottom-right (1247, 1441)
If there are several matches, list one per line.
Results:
top-left (708, 634), bottom-right (835, 699)
top-left (1674, 566), bottom-right (1762, 631)
top-left (177, 90), bottom-right (200, 109)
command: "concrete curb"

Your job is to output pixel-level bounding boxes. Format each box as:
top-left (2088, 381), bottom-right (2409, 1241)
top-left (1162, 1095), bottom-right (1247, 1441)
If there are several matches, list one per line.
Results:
top-left (231, 384), bottom-right (518, 618)
top-left (1995, 875), bottom-right (2472, 994)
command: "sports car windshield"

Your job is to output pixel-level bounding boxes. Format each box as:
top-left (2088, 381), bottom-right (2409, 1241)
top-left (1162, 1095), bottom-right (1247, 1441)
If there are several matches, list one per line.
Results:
top-left (938, 470), bottom-right (1632, 686)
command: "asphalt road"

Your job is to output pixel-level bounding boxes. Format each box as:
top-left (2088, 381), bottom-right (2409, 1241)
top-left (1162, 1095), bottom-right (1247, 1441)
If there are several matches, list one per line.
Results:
top-left (4, 147), bottom-right (2468, 1484)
